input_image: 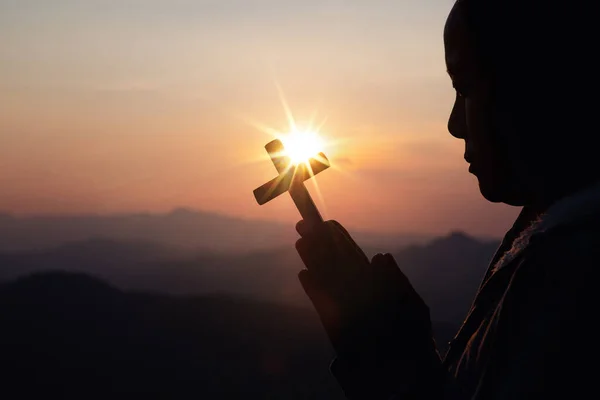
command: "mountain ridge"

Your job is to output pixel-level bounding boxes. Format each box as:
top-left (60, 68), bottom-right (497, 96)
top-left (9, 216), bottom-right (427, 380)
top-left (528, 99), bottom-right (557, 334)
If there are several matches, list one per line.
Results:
top-left (0, 270), bottom-right (459, 398)
top-left (0, 208), bottom-right (436, 253)
top-left (0, 230), bottom-right (500, 325)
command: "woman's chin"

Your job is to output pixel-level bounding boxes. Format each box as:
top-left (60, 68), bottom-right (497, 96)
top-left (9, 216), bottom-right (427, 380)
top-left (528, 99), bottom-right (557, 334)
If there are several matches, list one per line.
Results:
top-left (477, 176), bottom-right (528, 206)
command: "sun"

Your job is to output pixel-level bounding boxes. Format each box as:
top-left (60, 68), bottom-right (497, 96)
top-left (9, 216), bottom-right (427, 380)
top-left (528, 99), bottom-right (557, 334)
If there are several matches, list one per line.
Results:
top-left (280, 129), bottom-right (325, 165)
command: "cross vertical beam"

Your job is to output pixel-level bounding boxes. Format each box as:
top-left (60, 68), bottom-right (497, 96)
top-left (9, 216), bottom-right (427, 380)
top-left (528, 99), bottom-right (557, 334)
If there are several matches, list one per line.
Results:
top-left (254, 139), bottom-right (329, 227)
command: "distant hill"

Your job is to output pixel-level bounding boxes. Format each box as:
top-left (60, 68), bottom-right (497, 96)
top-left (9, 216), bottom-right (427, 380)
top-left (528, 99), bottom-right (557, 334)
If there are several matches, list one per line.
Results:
top-left (0, 231), bottom-right (499, 326)
top-left (0, 272), bottom-right (458, 399)
top-left (0, 237), bottom-right (186, 280)
top-left (0, 208), bottom-right (295, 253)
top-left (393, 231), bottom-right (500, 323)
top-left (0, 209), bottom-right (431, 254)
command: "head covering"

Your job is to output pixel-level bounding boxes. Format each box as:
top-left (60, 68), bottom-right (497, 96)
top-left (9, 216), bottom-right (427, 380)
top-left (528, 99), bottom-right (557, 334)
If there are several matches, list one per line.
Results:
top-left (454, 0), bottom-right (600, 196)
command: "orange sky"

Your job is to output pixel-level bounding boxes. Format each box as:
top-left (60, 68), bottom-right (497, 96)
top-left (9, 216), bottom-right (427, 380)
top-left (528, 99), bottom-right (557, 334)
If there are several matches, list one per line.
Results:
top-left (0, 0), bottom-right (519, 237)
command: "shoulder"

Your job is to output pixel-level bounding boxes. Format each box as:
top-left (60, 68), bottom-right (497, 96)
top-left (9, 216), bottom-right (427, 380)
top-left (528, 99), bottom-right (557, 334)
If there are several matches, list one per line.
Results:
top-left (483, 220), bottom-right (600, 396)
top-left (527, 217), bottom-right (600, 268)
top-left (513, 218), bottom-right (600, 303)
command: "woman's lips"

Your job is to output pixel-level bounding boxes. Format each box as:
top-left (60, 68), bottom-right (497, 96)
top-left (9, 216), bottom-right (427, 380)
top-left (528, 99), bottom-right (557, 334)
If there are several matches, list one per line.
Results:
top-left (465, 155), bottom-right (476, 173)
top-left (464, 150), bottom-right (474, 164)
top-left (464, 153), bottom-right (473, 164)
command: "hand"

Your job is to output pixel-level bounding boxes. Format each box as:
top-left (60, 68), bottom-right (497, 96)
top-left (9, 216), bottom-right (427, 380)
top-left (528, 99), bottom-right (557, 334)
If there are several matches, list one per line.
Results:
top-left (295, 220), bottom-right (442, 398)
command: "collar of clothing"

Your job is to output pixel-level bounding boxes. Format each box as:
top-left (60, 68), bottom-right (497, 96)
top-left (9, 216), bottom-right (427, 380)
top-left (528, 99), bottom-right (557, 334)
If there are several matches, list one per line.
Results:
top-left (490, 179), bottom-right (600, 274)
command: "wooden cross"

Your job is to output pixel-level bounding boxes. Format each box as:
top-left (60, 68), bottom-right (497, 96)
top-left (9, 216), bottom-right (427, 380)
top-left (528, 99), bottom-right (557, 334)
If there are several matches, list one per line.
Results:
top-left (253, 139), bottom-right (330, 226)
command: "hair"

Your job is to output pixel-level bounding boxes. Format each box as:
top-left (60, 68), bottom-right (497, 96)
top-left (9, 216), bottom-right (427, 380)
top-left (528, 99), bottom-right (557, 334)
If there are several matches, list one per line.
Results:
top-left (456, 0), bottom-right (600, 197)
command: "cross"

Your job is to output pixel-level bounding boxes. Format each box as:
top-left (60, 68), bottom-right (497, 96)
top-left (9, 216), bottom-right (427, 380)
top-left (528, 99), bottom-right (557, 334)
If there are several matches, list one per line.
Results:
top-left (253, 139), bottom-right (330, 226)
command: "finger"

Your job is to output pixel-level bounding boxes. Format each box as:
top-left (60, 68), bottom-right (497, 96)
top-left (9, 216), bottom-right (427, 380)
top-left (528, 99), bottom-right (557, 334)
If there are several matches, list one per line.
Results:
top-left (368, 253), bottom-right (386, 281)
top-left (296, 237), bottom-right (320, 271)
top-left (376, 253), bottom-right (423, 305)
top-left (296, 219), bottom-right (327, 238)
top-left (299, 220), bottom-right (350, 248)
top-left (296, 222), bottom-right (344, 267)
top-left (296, 220), bottom-right (306, 236)
top-left (370, 252), bottom-right (393, 298)
top-left (295, 219), bottom-right (310, 237)
top-left (297, 220), bottom-right (368, 278)
top-left (295, 236), bottom-right (335, 272)
top-left (371, 253), bottom-right (386, 265)
top-left (298, 269), bottom-right (342, 336)
top-left (382, 253), bottom-right (413, 288)
top-left (329, 220), bottom-right (354, 242)
top-left (384, 253), bottom-right (395, 263)
top-left (323, 221), bottom-right (370, 269)
top-left (329, 220), bottom-right (370, 265)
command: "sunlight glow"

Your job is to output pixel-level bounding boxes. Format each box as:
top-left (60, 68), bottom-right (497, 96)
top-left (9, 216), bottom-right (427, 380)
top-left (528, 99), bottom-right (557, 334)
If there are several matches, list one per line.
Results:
top-left (280, 129), bottom-right (325, 165)
top-left (236, 81), bottom-right (350, 208)
top-left (235, 81), bottom-right (363, 219)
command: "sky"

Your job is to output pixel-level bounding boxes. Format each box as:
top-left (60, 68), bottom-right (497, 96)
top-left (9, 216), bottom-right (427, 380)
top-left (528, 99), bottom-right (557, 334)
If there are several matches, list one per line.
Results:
top-left (0, 0), bottom-right (519, 236)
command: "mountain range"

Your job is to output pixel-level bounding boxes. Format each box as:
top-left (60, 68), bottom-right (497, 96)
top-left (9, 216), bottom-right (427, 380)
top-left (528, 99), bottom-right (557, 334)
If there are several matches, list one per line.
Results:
top-left (0, 271), bottom-right (459, 399)
top-left (0, 226), bottom-right (499, 324)
top-left (0, 208), bottom-right (432, 254)
top-left (0, 210), bottom-right (502, 398)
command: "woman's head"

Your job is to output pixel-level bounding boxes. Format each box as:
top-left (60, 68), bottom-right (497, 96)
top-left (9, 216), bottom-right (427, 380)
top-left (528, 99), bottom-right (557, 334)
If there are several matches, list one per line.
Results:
top-left (444, 0), bottom-right (598, 207)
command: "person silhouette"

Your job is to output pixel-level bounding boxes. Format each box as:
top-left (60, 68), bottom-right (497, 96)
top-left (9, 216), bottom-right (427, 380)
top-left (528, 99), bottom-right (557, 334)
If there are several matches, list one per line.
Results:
top-left (295, 0), bottom-right (600, 398)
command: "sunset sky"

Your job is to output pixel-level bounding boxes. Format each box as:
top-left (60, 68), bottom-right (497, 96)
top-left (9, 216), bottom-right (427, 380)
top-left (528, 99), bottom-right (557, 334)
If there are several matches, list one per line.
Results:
top-left (0, 0), bottom-right (519, 236)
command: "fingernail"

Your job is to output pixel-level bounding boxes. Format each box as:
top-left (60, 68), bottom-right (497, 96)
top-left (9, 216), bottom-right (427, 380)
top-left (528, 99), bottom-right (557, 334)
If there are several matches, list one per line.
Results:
top-left (372, 253), bottom-right (385, 263)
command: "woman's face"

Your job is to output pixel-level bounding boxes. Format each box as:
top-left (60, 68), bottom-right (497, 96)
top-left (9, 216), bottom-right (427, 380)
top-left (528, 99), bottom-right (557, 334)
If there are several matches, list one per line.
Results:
top-left (444, 2), bottom-right (530, 206)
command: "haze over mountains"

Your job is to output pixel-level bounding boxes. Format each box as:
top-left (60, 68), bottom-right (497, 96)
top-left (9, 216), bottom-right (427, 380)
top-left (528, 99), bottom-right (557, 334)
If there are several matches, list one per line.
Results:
top-left (0, 209), bottom-right (501, 398)
top-left (0, 209), bottom-right (500, 325)
top-left (0, 208), bottom-right (432, 254)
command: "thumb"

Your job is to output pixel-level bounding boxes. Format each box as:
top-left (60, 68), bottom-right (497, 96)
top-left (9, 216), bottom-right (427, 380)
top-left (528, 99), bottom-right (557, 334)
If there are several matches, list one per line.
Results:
top-left (371, 253), bottom-right (419, 299)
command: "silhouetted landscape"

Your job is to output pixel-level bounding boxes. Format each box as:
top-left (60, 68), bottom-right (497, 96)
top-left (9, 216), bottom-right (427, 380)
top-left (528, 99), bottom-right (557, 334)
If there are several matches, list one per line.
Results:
top-left (1, 272), bottom-right (347, 398)
top-left (0, 210), bottom-right (500, 398)
top-left (0, 210), bottom-right (499, 321)
top-left (6, 0), bottom-right (593, 395)
top-left (0, 210), bottom-right (497, 399)
top-left (0, 209), bottom-right (432, 254)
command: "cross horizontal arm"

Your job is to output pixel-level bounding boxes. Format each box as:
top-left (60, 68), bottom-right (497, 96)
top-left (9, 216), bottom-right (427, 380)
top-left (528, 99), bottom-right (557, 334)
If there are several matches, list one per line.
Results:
top-left (253, 156), bottom-right (330, 205)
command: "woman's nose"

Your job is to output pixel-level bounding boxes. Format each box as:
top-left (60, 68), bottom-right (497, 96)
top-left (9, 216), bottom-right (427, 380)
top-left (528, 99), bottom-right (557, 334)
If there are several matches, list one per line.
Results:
top-left (448, 94), bottom-right (467, 139)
